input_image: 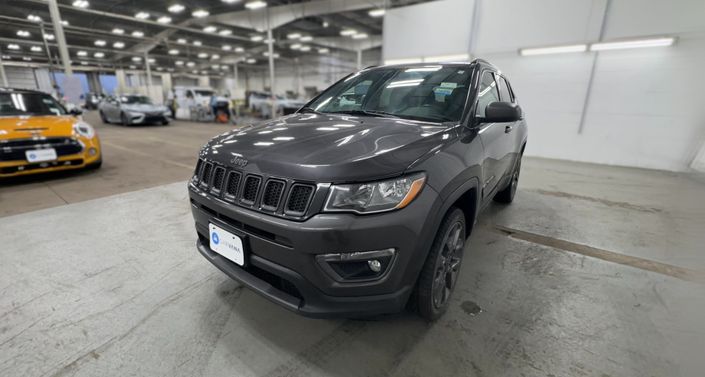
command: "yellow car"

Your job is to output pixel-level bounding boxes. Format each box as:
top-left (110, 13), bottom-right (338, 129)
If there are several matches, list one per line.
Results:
top-left (0, 88), bottom-right (101, 178)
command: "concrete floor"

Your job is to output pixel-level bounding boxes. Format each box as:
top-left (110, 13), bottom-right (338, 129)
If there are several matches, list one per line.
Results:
top-left (1, 114), bottom-right (704, 376)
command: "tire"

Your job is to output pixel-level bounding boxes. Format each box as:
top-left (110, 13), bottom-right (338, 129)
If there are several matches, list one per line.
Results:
top-left (120, 112), bottom-right (129, 127)
top-left (415, 207), bottom-right (466, 321)
top-left (99, 111), bottom-right (109, 124)
top-left (161, 119), bottom-right (170, 126)
top-left (494, 152), bottom-right (522, 204)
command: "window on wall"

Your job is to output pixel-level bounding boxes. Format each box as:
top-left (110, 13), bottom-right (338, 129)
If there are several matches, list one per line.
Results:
top-left (498, 76), bottom-right (513, 103)
top-left (475, 71), bottom-right (499, 117)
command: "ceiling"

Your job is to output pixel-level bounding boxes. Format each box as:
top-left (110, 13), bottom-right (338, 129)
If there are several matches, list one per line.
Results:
top-left (0, 0), bottom-right (436, 76)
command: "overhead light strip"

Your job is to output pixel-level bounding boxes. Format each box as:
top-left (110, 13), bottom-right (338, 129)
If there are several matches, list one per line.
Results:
top-left (520, 37), bottom-right (676, 56)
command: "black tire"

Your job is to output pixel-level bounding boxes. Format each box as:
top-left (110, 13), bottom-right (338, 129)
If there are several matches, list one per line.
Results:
top-left (494, 152), bottom-right (522, 204)
top-left (415, 207), bottom-right (466, 321)
top-left (120, 112), bottom-right (129, 127)
top-left (161, 119), bottom-right (170, 126)
top-left (99, 111), bottom-right (109, 124)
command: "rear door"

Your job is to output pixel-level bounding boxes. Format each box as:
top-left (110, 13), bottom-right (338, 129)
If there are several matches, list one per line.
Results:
top-left (476, 71), bottom-right (515, 199)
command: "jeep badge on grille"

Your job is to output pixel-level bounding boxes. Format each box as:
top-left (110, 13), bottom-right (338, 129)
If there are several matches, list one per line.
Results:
top-left (230, 156), bottom-right (248, 167)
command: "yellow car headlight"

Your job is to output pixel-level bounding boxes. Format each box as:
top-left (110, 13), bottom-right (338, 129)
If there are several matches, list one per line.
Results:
top-left (73, 121), bottom-right (95, 138)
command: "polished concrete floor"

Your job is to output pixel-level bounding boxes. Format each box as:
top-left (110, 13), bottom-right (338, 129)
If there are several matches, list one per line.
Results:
top-left (1, 114), bottom-right (704, 377)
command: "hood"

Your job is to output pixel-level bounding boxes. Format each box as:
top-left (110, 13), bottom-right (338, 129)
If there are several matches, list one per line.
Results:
top-left (0, 115), bottom-right (77, 140)
top-left (122, 103), bottom-right (165, 113)
top-left (201, 113), bottom-right (454, 182)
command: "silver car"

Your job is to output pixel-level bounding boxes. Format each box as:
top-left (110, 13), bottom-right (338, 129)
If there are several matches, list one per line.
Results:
top-left (99, 95), bottom-right (170, 126)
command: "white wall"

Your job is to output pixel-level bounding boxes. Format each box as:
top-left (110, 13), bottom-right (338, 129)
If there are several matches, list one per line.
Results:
top-left (383, 0), bottom-right (705, 172)
top-left (5, 66), bottom-right (38, 89)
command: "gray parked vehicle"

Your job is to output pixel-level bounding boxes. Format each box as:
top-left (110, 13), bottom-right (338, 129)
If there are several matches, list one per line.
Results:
top-left (99, 95), bottom-right (170, 126)
top-left (188, 59), bottom-right (527, 320)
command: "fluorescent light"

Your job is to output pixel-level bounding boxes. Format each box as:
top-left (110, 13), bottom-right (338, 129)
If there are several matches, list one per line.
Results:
top-left (352, 33), bottom-right (368, 40)
top-left (300, 36), bottom-right (313, 42)
top-left (222, 45), bottom-right (232, 51)
top-left (94, 52), bottom-right (105, 58)
top-left (287, 33), bottom-right (301, 40)
top-left (157, 16), bottom-right (172, 24)
top-left (61, 20), bottom-right (69, 26)
top-left (250, 35), bottom-right (264, 42)
top-left (129, 65), bottom-right (136, 69)
top-left (7, 44), bottom-right (20, 50)
top-left (519, 44), bottom-right (587, 56)
top-left (111, 28), bottom-right (124, 35)
top-left (175, 60), bottom-right (184, 65)
top-left (72, 0), bottom-right (89, 8)
top-left (132, 31), bottom-right (144, 37)
top-left (368, 9), bottom-right (385, 17)
top-left (262, 51), bottom-right (279, 58)
top-left (405, 66), bottom-right (442, 72)
top-left (132, 56), bottom-right (142, 62)
top-left (168, 49), bottom-right (179, 55)
top-left (246, 58), bottom-right (256, 64)
top-left (27, 14), bottom-right (42, 22)
top-left (318, 48), bottom-right (329, 54)
top-left (30, 46), bottom-right (42, 52)
top-left (423, 53), bottom-right (470, 62)
top-left (177, 38), bottom-right (187, 44)
top-left (299, 45), bottom-right (311, 52)
top-left (203, 26), bottom-right (217, 33)
top-left (323, 21), bottom-right (329, 28)
top-left (135, 12), bottom-right (150, 19)
top-left (222, 0), bottom-right (241, 3)
top-left (23, 57), bottom-right (32, 61)
top-left (290, 43), bottom-right (302, 50)
top-left (590, 37), bottom-right (675, 51)
top-left (148, 58), bottom-right (156, 63)
top-left (245, 1), bottom-right (267, 10)
top-left (384, 57), bottom-right (423, 65)
top-left (192, 9), bottom-right (209, 18)
top-left (340, 29), bottom-right (356, 36)
top-left (387, 79), bottom-right (423, 88)
top-left (76, 50), bottom-right (88, 56)
top-left (113, 41), bottom-right (125, 48)
top-left (44, 33), bottom-right (55, 40)
top-left (235, 46), bottom-right (244, 52)
top-left (198, 52), bottom-right (209, 58)
top-left (211, 54), bottom-right (220, 59)
top-left (17, 30), bottom-right (31, 38)
top-left (168, 4), bottom-right (185, 13)
top-left (193, 40), bottom-right (202, 46)
top-left (94, 40), bottom-right (106, 46)
top-left (186, 61), bottom-right (195, 67)
top-left (218, 29), bottom-right (232, 36)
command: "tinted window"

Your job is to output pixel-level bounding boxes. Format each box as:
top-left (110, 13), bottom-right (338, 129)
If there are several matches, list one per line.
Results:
top-left (475, 72), bottom-right (500, 118)
top-left (498, 77), bottom-right (514, 103)
top-left (121, 95), bottom-right (152, 104)
top-left (307, 65), bottom-right (472, 123)
top-left (0, 92), bottom-right (67, 116)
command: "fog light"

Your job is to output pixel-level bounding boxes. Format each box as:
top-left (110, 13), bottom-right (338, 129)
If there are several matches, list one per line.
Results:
top-left (368, 259), bottom-right (381, 272)
top-left (316, 248), bottom-right (396, 282)
top-left (88, 147), bottom-right (97, 156)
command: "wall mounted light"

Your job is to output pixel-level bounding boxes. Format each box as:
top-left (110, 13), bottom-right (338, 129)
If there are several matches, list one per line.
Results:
top-left (590, 37), bottom-right (675, 51)
top-left (519, 44), bottom-right (587, 56)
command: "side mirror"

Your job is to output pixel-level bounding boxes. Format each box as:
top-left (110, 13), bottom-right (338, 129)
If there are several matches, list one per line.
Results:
top-left (69, 108), bottom-right (83, 116)
top-left (484, 101), bottom-right (522, 123)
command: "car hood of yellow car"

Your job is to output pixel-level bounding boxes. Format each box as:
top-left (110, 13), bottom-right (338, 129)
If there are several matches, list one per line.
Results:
top-left (0, 115), bottom-right (78, 140)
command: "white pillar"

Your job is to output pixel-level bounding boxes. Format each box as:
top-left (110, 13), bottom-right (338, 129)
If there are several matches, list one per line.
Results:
top-left (46, 0), bottom-right (72, 75)
top-left (356, 49), bottom-right (362, 70)
top-left (144, 52), bottom-right (153, 89)
top-left (267, 26), bottom-right (276, 119)
top-left (0, 48), bottom-right (8, 87)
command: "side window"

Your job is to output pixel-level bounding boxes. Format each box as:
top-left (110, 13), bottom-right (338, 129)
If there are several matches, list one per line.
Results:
top-left (498, 77), bottom-right (514, 103)
top-left (475, 71), bottom-right (500, 118)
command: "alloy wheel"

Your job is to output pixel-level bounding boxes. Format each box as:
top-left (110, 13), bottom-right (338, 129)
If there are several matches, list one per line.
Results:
top-left (431, 221), bottom-right (464, 309)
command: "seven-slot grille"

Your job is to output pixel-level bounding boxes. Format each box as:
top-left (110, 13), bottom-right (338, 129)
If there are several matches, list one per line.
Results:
top-left (0, 137), bottom-right (83, 161)
top-left (194, 159), bottom-right (316, 218)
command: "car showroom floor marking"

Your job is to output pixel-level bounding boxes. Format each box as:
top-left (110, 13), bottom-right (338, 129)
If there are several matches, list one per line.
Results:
top-left (493, 224), bottom-right (704, 283)
top-left (101, 141), bottom-right (194, 170)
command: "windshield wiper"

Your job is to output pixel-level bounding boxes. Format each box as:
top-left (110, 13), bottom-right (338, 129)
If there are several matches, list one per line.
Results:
top-left (298, 106), bottom-right (320, 114)
top-left (328, 110), bottom-right (400, 118)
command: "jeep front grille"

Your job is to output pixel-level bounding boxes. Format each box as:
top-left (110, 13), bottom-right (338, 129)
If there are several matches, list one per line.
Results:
top-left (194, 158), bottom-right (317, 219)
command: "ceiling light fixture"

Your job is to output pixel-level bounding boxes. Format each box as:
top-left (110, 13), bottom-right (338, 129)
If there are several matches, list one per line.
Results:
top-left (300, 36), bottom-right (313, 42)
top-left (168, 4), bottom-right (185, 13)
top-left (27, 14), bottom-right (42, 22)
top-left (193, 40), bottom-right (202, 46)
top-left (94, 40), bottom-right (106, 46)
top-left (77, 51), bottom-right (88, 56)
top-left (245, 1), bottom-right (267, 10)
top-left (135, 12), bottom-right (150, 20)
top-left (222, 0), bottom-right (241, 3)
top-left (132, 56), bottom-right (142, 62)
top-left (132, 30), bottom-right (144, 37)
top-left (246, 58), bottom-right (256, 63)
top-left (192, 9), bottom-right (210, 18)
top-left (235, 46), bottom-right (244, 52)
top-left (169, 49), bottom-right (179, 55)
top-left (322, 21), bottom-right (329, 28)
top-left (157, 16), bottom-right (172, 24)
top-left (94, 52), bottom-right (105, 58)
top-left (290, 43), bottom-right (301, 50)
top-left (186, 61), bottom-right (195, 67)
top-left (299, 45), bottom-right (311, 52)
top-left (175, 60), bottom-right (184, 65)
top-left (340, 29), bottom-right (356, 36)
top-left (222, 45), bottom-right (232, 51)
top-left (352, 33), bottom-right (368, 39)
top-left (72, 0), bottom-right (89, 8)
top-left (61, 20), bottom-right (69, 26)
top-left (287, 33), bottom-right (301, 40)
top-left (17, 30), bottom-right (31, 38)
top-left (44, 33), bottom-right (55, 40)
top-left (368, 9), bottom-right (385, 17)
top-left (211, 54), bottom-right (220, 59)
top-left (589, 37), bottom-right (675, 51)
top-left (203, 25), bottom-right (217, 33)
top-left (23, 57), bottom-right (32, 61)
top-left (7, 44), bottom-right (20, 50)
top-left (177, 38), bottom-right (187, 44)
top-left (197, 52), bottom-right (209, 58)
top-left (318, 48), bottom-right (329, 54)
top-left (148, 58), bottom-right (156, 63)
top-left (30, 46), bottom-right (42, 52)
top-left (519, 44), bottom-right (587, 56)
top-left (218, 29), bottom-right (232, 36)
top-left (113, 41), bottom-right (125, 48)
top-left (250, 35), bottom-right (264, 42)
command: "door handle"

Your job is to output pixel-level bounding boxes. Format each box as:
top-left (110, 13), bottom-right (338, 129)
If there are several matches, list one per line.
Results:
top-left (504, 125), bottom-right (513, 133)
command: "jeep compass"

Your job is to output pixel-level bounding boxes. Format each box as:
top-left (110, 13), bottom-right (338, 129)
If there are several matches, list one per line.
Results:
top-left (188, 59), bottom-right (527, 320)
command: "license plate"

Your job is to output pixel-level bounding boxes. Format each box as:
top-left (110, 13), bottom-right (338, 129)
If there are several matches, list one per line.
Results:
top-left (26, 148), bottom-right (57, 163)
top-left (209, 223), bottom-right (245, 266)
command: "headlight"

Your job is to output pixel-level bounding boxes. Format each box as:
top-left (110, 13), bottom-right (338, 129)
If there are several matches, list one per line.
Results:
top-left (73, 121), bottom-right (95, 138)
top-left (324, 173), bottom-right (426, 214)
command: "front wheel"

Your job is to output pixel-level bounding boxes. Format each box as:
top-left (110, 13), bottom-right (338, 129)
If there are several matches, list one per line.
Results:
top-left (120, 112), bottom-right (130, 127)
top-left (99, 111), bottom-right (109, 124)
top-left (415, 207), bottom-right (466, 321)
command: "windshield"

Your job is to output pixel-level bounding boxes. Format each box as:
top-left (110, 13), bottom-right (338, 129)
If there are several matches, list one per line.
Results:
top-left (306, 65), bottom-right (472, 123)
top-left (120, 95), bottom-right (152, 104)
top-left (195, 90), bottom-right (214, 97)
top-left (0, 92), bottom-right (67, 116)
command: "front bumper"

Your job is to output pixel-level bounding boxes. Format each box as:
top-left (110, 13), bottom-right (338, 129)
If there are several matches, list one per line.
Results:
top-left (0, 137), bottom-right (102, 178)
top-left (126, 112), bottom-right (168, 125)
top-left (189, 181), bottom-right (443, 318)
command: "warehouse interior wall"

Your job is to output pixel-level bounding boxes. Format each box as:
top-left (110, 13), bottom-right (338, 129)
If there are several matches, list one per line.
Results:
top-left (383, 0), bottom-right (705, 172)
